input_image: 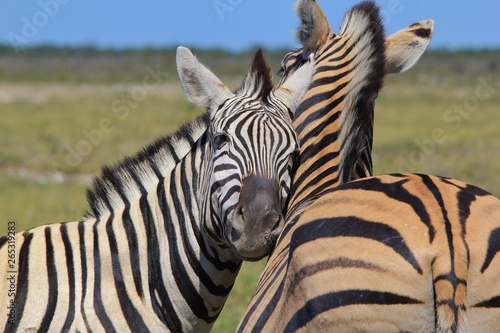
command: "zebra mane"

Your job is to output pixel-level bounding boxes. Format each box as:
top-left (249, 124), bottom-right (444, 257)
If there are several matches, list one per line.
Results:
top-left (337, 1), bottom-right (385, 183)
top-left (85, 112), bottom-right (209, 218)
top-left (236, 49), bottom-right (274, 100)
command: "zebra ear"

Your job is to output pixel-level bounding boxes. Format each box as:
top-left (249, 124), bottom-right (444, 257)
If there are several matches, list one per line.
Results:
top-left (385, 19), bottom-right (434, 73)
top-left (274, 53), bottom-right (315, 113)
top-left (295, 0), bottom-right (332, 54)
top-left (176, 46), bottom-right (233, 111)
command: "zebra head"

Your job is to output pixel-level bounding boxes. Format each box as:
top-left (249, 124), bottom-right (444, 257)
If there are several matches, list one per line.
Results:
top-left (279, 0), bottom-right (434, 86)
top-left (276, 0), bottom-right (433, 186)
top-left (176, 47), bottom-right (315, 260)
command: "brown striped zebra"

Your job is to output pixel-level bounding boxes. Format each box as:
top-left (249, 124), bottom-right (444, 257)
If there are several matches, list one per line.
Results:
top-left (241, 174), bottom-right (500, 332)
top-left (278, 4), bottom-right (434, 210)
top-left (236, 1), bottom-right (499, 332)
top-left (0, 47), bottom-right (315, 332)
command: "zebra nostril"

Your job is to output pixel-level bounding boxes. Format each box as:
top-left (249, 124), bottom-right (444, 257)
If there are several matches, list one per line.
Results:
top-left (231, 227), bottom-right (241, 242)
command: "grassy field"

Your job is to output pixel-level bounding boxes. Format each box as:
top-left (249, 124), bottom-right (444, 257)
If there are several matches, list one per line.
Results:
top-left (0, 47), bottom-right (499, 331)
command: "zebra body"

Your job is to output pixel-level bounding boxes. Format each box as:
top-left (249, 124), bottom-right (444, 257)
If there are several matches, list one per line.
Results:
top-left (238, 1), bottom-right (500, 332)
top-left (0, 47), bottom-right (315, 332)
top-left (240, 173), bottom-right (500, 332)
top-left (233, 0), bottom-right (499, 332)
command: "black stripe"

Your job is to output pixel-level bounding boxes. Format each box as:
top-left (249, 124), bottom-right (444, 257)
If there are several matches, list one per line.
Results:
top-left (166, 170), bottom-right (219, 323)
top-left (93, 219), bottom-right (117, 332)
top-left (481, 228), bottom-right (500, 273)
top-left (0, 236), bottom-right (6, 249)
top-left (229, 111), bottom-right (260, 168)
top-left (412, 27), bottom-right (431, 38)
top-left (122, 208), bottom-right (144, 299)
top-left (86, 112), bottom-right (210, 218)
top-left (475, 296), bottom-right (500, 308)
top-left (339, 177), bottom-right (435, 242)
top-left (78, 221), bottom-right (92, 331)
top-left (191, 144), bottom-right (240, 273)
top-left (39, 227), bottom-right (58, 332)
top-left (213, 163), bottom-right (238, 173)
top-left (106, 216), bottom-right (150, 332)
top-left (452, 181), bottom-right (491, 268)
top-left (61, 223), bottom-right (76, 331)
top-left (4, 232), bottom-right (33, 333)
top-left (284, 290), bottom-right (422, 332)
top-left (181, 148), bottom-right (239, 291)
top-left (307, 177), bottom-right (342, 201)
top-left (311, 61), bottom-right (354, 88)
top-left (420, 175), bottom-right (457, 266)
top-left (210, 173), bottom-right (241, 196)
top-left (300, 129), bottom-right (340, 165)
top-left (147, 158), bottom-right (164, 179)
top-left (295, 77), bottom-right (349, 137)
top-left (129, 166), bottom-right (148, 195)
top-left (316, 37), bottom-right (348, 64)
top-left (420, 175), bottom-right (463, 326)
top-left (289, 151), bottom-right (339, 205)
top-left (291, 217), bottom-right (423, 274)
top-left (289, 257), bottom-right (386, 296)
top-left (152, 184), bottom-right (184, 331)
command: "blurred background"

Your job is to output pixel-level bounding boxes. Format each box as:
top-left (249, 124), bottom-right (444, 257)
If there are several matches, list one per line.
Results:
top-left (1, 0), bottom-right (499, 331)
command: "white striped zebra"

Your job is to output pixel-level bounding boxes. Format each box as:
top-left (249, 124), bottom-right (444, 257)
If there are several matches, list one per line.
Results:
top-left (0, 46), bottom-right (315, 332)
top-left (237, 1), bottom-right (500, 332)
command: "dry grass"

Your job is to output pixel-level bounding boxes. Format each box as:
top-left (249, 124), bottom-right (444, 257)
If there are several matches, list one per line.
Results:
top-left (1, 49), bottom-right (499, 332)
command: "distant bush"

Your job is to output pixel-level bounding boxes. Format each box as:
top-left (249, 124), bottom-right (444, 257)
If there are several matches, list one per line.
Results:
top-left (0, 44), bottom-right (498, 83)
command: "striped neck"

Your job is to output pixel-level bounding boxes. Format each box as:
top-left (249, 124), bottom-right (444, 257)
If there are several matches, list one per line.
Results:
top-left (287, 3), bottom-right (385, 209)
top-left (84, 112), bottom-right (240, 331)
top-left (152, 134), bottom-right (241, 331)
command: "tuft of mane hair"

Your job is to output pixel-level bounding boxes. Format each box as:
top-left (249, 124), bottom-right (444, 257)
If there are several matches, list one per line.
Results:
top-left (85, 112), bottom-right (209, 218)
top-left (337, 0), bottom-right (386, 183)
top-left (236, 49), bottom-right (274, 100)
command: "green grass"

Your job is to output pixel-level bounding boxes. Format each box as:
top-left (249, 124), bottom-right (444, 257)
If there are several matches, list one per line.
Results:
top-left (0, 49), bottom-right (499, 332)
top-left (373, 70), bottom-right (500, 195)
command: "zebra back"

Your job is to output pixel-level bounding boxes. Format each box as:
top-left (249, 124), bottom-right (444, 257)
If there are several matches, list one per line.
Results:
top-left (240, 173), bottom-right (500, 332)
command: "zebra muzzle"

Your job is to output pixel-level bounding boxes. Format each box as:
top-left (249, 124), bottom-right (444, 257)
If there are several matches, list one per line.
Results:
top-left (227, 175), bottom-right (285, 261)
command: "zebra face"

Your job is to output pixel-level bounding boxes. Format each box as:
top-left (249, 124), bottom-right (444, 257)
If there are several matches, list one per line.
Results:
top-left (208, 104), bottom-right (301, 261)
top-left (177, 46), bottom-right (315, 260)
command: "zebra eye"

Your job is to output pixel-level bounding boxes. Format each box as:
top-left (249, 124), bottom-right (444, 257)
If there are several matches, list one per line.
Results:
top-left (277, 67), bottom-right (284, 77)
top-left (213, 133), bottom-right (230, 149)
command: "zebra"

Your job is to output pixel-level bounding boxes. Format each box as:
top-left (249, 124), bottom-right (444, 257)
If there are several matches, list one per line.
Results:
top-left (277, 1), bottom-right (434, 211)
top-left (240, 174), bottom-right (500, 332)
top-left (237, 1), bottom-right (500, 332)
top-left (0, 46), bottom-right (315, 332)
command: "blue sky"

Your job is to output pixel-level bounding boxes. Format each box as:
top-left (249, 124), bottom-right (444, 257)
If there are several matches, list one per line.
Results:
top-left (1, 0), bottom-right (499, 52)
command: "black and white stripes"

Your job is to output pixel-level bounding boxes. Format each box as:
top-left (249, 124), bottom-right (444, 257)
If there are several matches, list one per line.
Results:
top-left (0, 46), bottom-right (315, 332)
